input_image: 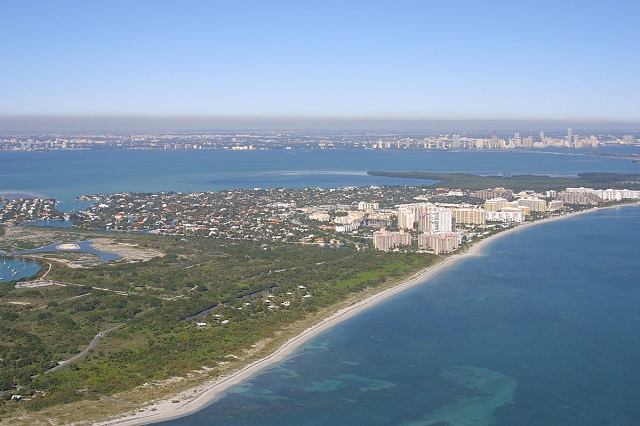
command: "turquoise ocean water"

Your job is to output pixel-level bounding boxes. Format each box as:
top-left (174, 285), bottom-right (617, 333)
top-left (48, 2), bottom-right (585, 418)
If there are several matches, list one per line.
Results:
top-left (1, 148), bottom-right (640, 424)
top-left (160, 206), bottom-right (640, 425)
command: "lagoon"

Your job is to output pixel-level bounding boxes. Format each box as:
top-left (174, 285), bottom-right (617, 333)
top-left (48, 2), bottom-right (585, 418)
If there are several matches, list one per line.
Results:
top-left (11, 240), bottom-right (122, 264)
top-left (0, 257), bottom-right (41, 282)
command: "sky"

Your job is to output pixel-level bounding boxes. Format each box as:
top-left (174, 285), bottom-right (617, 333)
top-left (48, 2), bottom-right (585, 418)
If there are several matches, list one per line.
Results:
top-left (2, 1), bottom-right (640, 130)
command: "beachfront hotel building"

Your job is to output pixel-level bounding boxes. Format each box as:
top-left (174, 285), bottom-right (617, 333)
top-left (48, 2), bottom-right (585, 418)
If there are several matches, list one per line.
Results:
top-left (416, 209), bottom-right (454, 233)
top-left (592, 189), bottom-right (640, 201)
top-left (558, 188), bottom-right (640, 205)
top-left (484, 198), bottom-right (508, 212)
top-left (418, 232), bottom-right (460, 254)
top-left (397, 202), bottom-right (432, 228)
top-left (417, 214), bottom-right (431, 232)
top-left (373, 228), bottom-right (411, 251)
top-left (548, 200), bottom-right (564, 210)
top-left (397, 207), bottom-right (417, 230)
top-left (485, 210), bottom-right (525, 223)
top-left (426, 208), bottom-right (453, 233)
top-left (397, 203), bottom-right (453, 233)
top-left (557, 189), bottom-right (603, 205)
top-left (450, 207), bottom-right (486, 225)
top-left (517, 197), bottom-right (547, 212)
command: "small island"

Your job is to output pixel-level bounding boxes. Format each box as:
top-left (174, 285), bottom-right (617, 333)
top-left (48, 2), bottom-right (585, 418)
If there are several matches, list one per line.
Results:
top-left (56, 243), bottom-right (80, 250)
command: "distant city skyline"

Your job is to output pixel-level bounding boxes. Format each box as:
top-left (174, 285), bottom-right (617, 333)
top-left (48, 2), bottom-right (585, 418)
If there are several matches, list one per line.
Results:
top-left (2, 1), bottom-right (640, 131)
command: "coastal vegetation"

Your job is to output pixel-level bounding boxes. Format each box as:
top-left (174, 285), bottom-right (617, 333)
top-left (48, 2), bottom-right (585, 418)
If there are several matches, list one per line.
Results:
top-left (0, 225), bottom-right (435, 421)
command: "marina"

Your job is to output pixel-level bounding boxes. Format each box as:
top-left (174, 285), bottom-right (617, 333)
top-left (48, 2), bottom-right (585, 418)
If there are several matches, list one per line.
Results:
top-left (0, 240), bottom-right (123, 283)
top-left (0, 256), bottom-right (41, 282)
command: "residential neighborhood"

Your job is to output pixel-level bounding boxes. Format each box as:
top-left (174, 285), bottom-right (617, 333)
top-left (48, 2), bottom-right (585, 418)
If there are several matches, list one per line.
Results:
top-left (3, 184), bottom-right (639, 255)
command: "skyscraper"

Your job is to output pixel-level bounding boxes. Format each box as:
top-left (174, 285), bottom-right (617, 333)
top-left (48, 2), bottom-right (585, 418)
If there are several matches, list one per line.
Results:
top-left (452, 134), bottom-right (461, 149)
top-left (567, 128), bottom-right (572, 145)
top-left (512, 132), bottom-right (521, 148)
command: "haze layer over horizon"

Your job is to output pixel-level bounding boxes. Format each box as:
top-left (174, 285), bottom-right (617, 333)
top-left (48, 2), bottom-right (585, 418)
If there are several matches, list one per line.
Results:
top-left (1, 116), bottom-right (640, 134)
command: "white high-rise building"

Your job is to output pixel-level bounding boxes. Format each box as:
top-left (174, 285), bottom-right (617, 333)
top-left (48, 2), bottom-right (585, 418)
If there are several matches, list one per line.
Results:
top-left (396, 203), bottom-right (452, 232)
top-left (428, 208), bottom-right (453, 233)
top-left (452, 134), bottom-right (461, 148)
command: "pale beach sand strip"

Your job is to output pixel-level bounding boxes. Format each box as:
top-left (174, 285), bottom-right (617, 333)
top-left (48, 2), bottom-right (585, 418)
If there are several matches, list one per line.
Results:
top-left (98, 203), bottom-right (638, 426)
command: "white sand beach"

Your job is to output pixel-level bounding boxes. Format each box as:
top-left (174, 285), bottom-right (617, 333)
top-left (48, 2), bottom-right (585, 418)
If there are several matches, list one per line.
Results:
top-left (97, 204), bottom-right (637, 426)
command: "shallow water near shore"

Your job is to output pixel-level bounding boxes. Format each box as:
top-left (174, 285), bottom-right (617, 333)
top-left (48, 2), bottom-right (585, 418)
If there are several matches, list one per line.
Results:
top-left (159, 206), bottom-right (640, 425)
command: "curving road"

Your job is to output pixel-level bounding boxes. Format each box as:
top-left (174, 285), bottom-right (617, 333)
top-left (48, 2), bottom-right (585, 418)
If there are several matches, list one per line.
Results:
top-left (46, 324), bottom-right (123, 374)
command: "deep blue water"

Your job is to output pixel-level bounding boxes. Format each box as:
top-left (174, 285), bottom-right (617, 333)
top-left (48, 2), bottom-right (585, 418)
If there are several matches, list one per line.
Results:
top-left (159, 206), bottom-right (640, 425)
top-left (1, 148), bottom-right (639, 211)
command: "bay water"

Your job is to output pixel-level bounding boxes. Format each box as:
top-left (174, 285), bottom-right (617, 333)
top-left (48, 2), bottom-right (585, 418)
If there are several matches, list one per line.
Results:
top-left (0, 257), bottom-right (41, 282)
top-left (1, 148), bottom-right (639, 211)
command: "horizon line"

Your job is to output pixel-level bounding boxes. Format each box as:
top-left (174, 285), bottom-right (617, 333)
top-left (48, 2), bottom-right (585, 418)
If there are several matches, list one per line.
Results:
top-left (1, 115), bottom-right (639, 133)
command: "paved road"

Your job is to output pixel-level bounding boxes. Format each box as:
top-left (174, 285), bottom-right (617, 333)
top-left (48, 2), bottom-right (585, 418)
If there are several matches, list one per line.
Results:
top-left (46, 324), bottom-right (123, 374)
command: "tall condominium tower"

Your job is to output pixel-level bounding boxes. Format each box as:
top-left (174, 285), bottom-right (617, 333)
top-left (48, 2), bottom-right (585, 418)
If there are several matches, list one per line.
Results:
top-left (452, 134), bottom-right (461, 148)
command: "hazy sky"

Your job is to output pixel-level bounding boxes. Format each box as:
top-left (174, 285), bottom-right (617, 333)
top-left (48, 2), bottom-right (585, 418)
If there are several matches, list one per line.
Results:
top-left (2, 0), bottom-right (639, 126)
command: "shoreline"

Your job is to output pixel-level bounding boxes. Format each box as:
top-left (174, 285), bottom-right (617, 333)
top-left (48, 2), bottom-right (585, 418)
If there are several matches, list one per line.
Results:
top-left (97, 203), bottom-right (638, 426)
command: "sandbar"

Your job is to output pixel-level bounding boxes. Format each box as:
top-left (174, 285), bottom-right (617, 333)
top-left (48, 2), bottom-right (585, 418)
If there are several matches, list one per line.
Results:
top-left (97, 203), bottom-right (639, 425)
top-left (56, 243), bottom-right (80, 250)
